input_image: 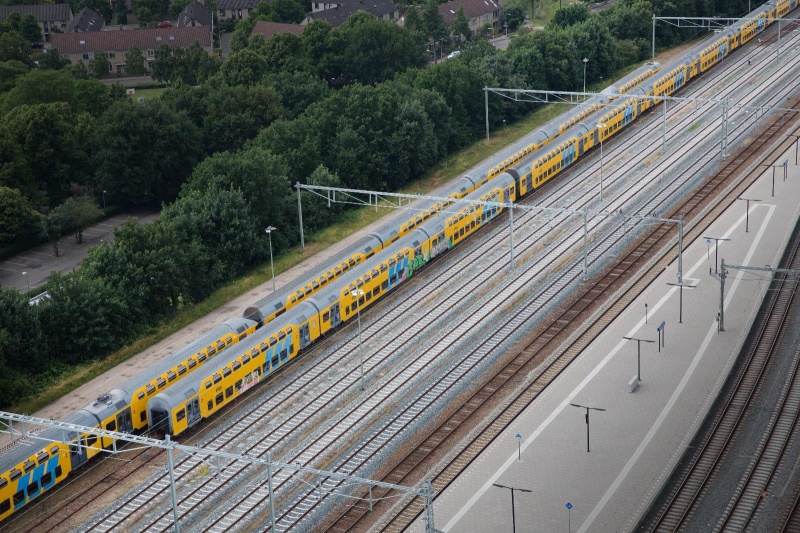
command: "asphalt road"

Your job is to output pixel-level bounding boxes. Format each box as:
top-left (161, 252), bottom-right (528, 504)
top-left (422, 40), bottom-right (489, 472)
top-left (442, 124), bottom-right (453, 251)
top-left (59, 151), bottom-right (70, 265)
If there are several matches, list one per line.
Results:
top-left (0, 208), bottom-right (159, 294)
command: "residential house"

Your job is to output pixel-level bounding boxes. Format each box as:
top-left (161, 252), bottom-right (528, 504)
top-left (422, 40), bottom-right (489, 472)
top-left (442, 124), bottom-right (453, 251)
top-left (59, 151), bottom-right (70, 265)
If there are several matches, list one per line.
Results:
top-left (216, 0), bottom-right (264, 21)
top-left (250, 21), bottom-right (304, 39)
top-left (0, 4), bottom-right (73, 42)
top-left (437, 0), bottom-right (502, 37)
top-left (302, 0), bottom-right (399, 28)
top-left (48, 26), bottom-right (212, 75)
top-left (66, 7), bottom-right (105, 33)
top-left (177, 0), bottom-right (213, 27)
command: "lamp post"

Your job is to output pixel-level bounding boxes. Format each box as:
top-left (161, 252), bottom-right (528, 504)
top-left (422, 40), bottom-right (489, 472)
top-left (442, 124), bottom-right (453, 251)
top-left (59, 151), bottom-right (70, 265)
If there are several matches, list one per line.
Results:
top-left (703, 236), bottom-right (731, 273)
top-left (582, 57), bottom-right (589, 94)
top-left (353, 288), bottom-right (365, 390)
top-left (736, 197), bottom-right (761, 233)
top-left (666, 282), bottom-right (696, 323)
top-left (596, 123), bottom-right (605, 201)
top-left (22, 271), bottom-right (29, 294)
top-left (102, 190), bottom-right (107, 209)
top-left (623, 336), bottom-right (655, 381)
top-left (492, 484), bottom-right (531, 533)
top-left (569, 403), bottom-right (606, 452)
top-left (265, 226), bottom-right (276, 291)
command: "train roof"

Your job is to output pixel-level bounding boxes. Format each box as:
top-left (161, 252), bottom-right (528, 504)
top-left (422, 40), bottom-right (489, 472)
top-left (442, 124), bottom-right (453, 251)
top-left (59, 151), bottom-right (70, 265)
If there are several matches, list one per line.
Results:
top-left (112, 317), bottom-right (256, 395)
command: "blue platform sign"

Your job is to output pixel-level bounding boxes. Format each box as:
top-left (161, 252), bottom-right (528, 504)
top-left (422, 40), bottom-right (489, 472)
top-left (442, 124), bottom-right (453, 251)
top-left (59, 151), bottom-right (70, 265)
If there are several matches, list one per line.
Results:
top-left (515, 433), bottom-right (522, 440)
top-left (566, 502), bottom-right (573, 510)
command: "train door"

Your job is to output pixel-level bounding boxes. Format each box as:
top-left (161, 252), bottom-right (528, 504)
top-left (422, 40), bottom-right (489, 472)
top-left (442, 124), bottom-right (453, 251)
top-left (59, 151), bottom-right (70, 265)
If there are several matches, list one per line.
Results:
top-left (330, 303), bottom-right (341, 327)
top-left (69, 437), bottom-right (88, 469)
top-left (116, 408), bottom-right (133, 433)
top-left (186, 397), bottom-right (201, 426)
top-left (299, 323), bottom-right (311, 349)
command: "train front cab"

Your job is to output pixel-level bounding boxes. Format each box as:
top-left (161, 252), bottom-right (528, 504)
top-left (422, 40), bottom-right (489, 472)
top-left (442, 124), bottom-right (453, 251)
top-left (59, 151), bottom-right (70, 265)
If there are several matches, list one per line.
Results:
top-left (0, 441), bottom-right (68, 521)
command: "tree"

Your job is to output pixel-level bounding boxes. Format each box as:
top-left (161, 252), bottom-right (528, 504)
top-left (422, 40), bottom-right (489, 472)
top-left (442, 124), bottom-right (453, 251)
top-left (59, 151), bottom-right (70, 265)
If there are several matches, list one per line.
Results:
top-left (264, 70), bottom-right (330, 118)
top-left (125, 45), bottom-right (147, 76)
top-left (18, 14), bottom-right (42, 43)
top-left (50, 196), bottom-right (103, 244)
top-left (403, 7), bottom-right (425, 37)
top-left (0, 30), bottom-right (30, 63)
top-left (70, 59), bottom-right (90, 79)
top-left (0, 286), bottom-right (45, 406)
top-left (503, 5), bottom-right (525, 31)
top-left (0, 186), bottom-right (40, 244)
top-left (73, 78), bottom-right (114, 116)
top-left (38, 48), bottom-right (71, 70)
top-left (551, 3), bottom-right (590, 28)
top-left (150, 42), bottom-right (220, 84)
top-left (42, 207), bottom-right (67, 256)
top-left (90, 100), bottom-right (202, 204)
top-left (202, 84), bottom-right (285, 154)
top-left (450, 7), bottom-right (470, 43)
top-left (422, 0), bottom-right (447, 42)
top-left (90, 52), bottom-right (111, 78)
top-left (1, 69), bottom-right (74, 112)
top-left (0, 60), bottom-right (28, 92)
top-left (221, 48), bottom-right (268, 86)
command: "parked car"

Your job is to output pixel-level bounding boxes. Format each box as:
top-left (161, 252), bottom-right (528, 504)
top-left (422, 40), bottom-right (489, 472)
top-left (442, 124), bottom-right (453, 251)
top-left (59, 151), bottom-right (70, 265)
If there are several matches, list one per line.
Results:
top-left (157, 21), bottom-right (172, 27)
top-left (447, 50), bottom-right (461, 59)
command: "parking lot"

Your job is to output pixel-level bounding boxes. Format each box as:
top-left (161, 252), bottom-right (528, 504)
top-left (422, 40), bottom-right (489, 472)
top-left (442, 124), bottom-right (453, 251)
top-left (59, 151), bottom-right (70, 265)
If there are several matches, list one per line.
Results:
top-left (0, 208), bottom-right (159, 293)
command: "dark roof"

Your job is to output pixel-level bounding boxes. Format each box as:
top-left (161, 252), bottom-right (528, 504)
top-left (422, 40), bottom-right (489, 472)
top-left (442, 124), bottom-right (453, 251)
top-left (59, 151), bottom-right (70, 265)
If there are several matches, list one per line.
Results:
top-left (67, 7), bottom-right (105, 32)
top-left (250, 21), bottom-right (303, 39)
top-left (0, 4), bottom-right (72, 23)
top-left (438, 0), bottom-right (500, 24)
top-left (305, 0), bottom-right (398, 27)
top-left (216, 0), bottom-right (263, 10)
top-left (177, 0), bottom-right (212, 27)
top-left (50, 26), bottom-right (212, 54)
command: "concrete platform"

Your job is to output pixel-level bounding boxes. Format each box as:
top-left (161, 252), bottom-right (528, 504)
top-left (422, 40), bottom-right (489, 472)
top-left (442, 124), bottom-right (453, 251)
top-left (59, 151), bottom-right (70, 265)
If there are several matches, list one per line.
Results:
top-left (411, 143), bottom-right (800, 533)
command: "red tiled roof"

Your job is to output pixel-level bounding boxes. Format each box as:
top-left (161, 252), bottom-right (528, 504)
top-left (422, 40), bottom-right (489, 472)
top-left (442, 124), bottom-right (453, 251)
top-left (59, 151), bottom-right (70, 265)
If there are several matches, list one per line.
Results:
top-left (250, 21), bottom-right (304, 39)
top-left (437, 0), bottom-right (500, 24)
top-left (50, 26), bottom-right (211, 54)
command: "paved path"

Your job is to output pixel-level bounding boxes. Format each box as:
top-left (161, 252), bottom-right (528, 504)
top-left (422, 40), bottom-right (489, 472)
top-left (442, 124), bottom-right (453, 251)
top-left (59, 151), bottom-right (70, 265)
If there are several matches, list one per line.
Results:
top-left (410, 144), bottom-right (800, 532)
top-left (0, 208), bottom-right (159, 293)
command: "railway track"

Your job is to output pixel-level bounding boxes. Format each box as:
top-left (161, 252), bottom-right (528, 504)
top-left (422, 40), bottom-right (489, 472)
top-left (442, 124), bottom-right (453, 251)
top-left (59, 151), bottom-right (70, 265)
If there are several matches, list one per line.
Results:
top-left (325, 91), bottom-right (800, 531)
top-left (12, 17), bottom-right (792, 528)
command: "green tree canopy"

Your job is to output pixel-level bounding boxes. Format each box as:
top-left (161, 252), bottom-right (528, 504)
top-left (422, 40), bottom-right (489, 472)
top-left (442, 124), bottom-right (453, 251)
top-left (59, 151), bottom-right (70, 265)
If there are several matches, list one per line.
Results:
top-left (90, 52), bottom-right (111, 79)
top-left (0, 185), bottom-right (40, 244)
top-left (125, 45), bottom-right (147, 76)
top-left (450, 7), bottom-right (470, 43)
top-left (18, 14), bottom-right (41, 43)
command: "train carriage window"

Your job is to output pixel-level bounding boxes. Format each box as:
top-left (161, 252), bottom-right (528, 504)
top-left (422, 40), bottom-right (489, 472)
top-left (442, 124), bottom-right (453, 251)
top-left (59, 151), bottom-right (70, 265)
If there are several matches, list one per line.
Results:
top-left (365, 292), bottom-right (372, 302)
top-left (197, 353), bottom-right (207, 363)
top-left (382, 281), bottom-right (389, 290)
top-left (207, 400), bottom-right (213, 411)
top-left (225, 386), bottom-right (233, 398)
top-left (373, 287), bottom-right (379, 297)
top-left (27, 481), bottom-right (38, 494)
top-left (304, 287), bottom-right (312, 296)
top-left (0, 478), bottom-right (6, 490)
top-left (290, 296), bottom-right (297, 304)
top-left (50, 445), bottom-right (59, 456)
top-left (188, 359), bottom-right (197, 369)
top-left (233, 361), bottom-right (242, 371)
top-left (213, 374), bottom-right (222, 384)
top-left (226, 336), bottom-right (233, 345)
top-left (280, 349), bottom-right (288, 360)
top-left (23, 461), bottom-right (35, 473)
top-left (215, 393), bottom-right (224, 406)
top-left (380, 264), bottom-right (387, 272)
top-left (141, 411), bottom-right (147, 423)
top-left (215, 340), bottom-right (225, 350)
top-left (242, 354), bottom-right (251, 364)
top-left (272, 354), bottom-right (279, 367)
top-left (334, 267), bottom-right (342, 275)
top-left (36, 451), bottom-right (50, 463)
top-left (388, 258), bottom-right (396, 266)
top-left (106, 420), bottom-right (116, 431)
top-left (205, 380), bottom-right (212, 389)
top-left (269, 338), bottom-right (277, 347)
top-left (87, 435), bottom-right (97, 447)
top-left (167, 371), bottom-right (177, 382)
top-left (207, 346), bottom-right (216, 356)
top-left (177, 365), bottom-right (187, 376)
top-left (176, 409), bottom-right (186, 422)
top-left (157, 378), bottom-right (167, 389)
top-left (0, 499), bottom-right (10, 514)
top-left (40, 472), bottom-right (52, 486)
top-left (278, 331), bottom-right (286, 341)
top-left (323, 311), bottom-right (330, 322)
top-left (356, 279), bottom-right (364, 287)
top-left (320, 278), bottom-right (327, 286)
top-left (13, 491), bottom-right (24, 505)
top-left (312, 281), bottom-right (320, 289)
top-left (146, 384), bottom-right (156, 395)
top-left (137, 392), bottom-right (146, 400)
top-left (223, 368), bottom-right (232, 378)
top-left (9, 469), bottom-right (21, 481)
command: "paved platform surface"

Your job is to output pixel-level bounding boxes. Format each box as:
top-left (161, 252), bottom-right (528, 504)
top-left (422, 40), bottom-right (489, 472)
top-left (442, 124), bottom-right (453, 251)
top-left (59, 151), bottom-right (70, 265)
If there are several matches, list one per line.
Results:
top-left (0, 208), bottom-right (159, 293)
top-left (412, 145), bottom-right (800, 533)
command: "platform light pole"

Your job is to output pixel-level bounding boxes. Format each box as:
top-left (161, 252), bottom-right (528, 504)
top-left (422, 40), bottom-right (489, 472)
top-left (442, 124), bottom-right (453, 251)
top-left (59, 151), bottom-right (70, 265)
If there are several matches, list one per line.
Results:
top-left (597, 123), bottom-right (606, 202)
top-left (353, 288), bottom-right (365, 390)
top-left (265, 226), bottom-right (276, 291)
top-left (737, 197), bottom-right (761, 233)
top-left (666, 282), bottom-right (696, 323)
top-left (569, 403), bottom-right (605, 452)
top-left (582, 57), bottom-right (589, 94)
top-left (102, 190), bottom-right (107, 209)
top-left (703, 236), bottom-right (731, 273)
top-left (623, 336), bottom-right (655, 381)
top-left (493, 484), bottom-right (531, 533)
